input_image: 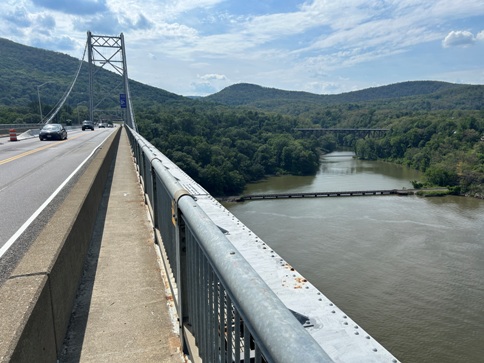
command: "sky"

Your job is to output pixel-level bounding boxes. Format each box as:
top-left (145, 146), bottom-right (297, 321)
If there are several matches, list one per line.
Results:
top-left (1, 0), bottom-right (484, 96)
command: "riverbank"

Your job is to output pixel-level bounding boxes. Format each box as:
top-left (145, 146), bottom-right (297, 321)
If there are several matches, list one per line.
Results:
top-left (224, 153), bottom-right (484, 363)
top-left (414, 188), bottom-right (451, 197)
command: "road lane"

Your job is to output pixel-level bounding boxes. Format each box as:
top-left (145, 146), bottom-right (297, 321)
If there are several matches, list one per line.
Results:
top-left (0, 132), bottom-right (89, 166)
top-left (0, 127), bottom-right (116, 257)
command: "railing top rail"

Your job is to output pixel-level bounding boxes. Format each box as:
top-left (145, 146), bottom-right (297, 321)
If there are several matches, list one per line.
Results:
top-left (178, 195), bottom-right (333, 362)
top-left (125, 125), bottom-right (400, 363)
top-left (0, 124), bottom-right (39, 128)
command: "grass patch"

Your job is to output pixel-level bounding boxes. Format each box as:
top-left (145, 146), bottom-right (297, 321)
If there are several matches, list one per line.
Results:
top-left (415, 189), bottom-right (451, 197)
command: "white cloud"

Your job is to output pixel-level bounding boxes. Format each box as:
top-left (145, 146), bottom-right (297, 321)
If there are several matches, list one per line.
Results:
top-left (4, 7), bottom-right (32, 28)
top-left (190, 81), bottom-right (218, 95)
top-left (442, 30), bottom-right (475, 47)
top-left (1, 1), bottom-right (484, 96)
top-left (158, 0), bottom-right (226, 21)
top-left (305, 81), bottom-right (343, 94)
top-left (186, 73), bottom-right (230, 95)
top-left (199, 73), bottom-right (227, 81)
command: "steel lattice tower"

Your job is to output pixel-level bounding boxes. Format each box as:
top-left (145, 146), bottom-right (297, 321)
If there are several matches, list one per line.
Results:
top-left (86, 31), bottom-right (136, 130)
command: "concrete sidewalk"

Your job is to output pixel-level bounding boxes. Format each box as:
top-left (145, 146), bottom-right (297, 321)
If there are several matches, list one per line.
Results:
top-left (59, 128), bottom-right (185, 363)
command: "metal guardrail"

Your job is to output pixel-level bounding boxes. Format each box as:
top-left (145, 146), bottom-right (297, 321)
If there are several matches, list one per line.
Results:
top-left (0, 124), bottom-right (38, 129)
top-left (0, 125), bottom-right (82, 140)
top-left (125, 126), bottom-right (400, 363)
top-left (0, 124), bottom-right (36, 136)
top-left (126, 127), bottom-right (331, 362)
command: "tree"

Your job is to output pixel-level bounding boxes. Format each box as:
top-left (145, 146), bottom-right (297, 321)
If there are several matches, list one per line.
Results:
top-left (425, 164), bottom-right (459, 186)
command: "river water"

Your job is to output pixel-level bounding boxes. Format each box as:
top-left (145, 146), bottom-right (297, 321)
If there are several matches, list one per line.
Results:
top-left (224, 152), bottom-right (484, 363)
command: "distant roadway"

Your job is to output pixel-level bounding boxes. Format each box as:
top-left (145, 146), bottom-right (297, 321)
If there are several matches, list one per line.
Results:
top-left (0, 126), bottom-right (116, 281)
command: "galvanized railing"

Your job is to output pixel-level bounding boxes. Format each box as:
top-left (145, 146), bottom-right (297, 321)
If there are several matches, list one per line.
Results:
top-left (0, 124), bottom-right (36, 137)
top-left (125, 125), bottom-right (400, 363)
top-left (125, 126), bottom-right (332, 363)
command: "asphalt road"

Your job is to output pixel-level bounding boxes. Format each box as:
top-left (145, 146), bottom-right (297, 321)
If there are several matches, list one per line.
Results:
top-left (0, 126), bottom-right (117, 283)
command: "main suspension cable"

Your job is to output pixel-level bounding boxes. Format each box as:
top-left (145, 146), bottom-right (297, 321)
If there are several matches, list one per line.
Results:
top-left (41, 41), bottom-right (88, 124)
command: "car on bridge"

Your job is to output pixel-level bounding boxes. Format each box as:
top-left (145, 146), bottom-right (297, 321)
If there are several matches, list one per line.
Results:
top-left (82, 120), bottom-right (94, 131)
top-left (39, 123), bottom-right (67, 141)
top-left (98, 122), bottom-right (106, 128)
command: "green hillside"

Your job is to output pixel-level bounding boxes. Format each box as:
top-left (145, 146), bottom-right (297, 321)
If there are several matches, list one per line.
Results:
top-left (0, 37), bottom-right (187, 124)
top-left (203, 81), bottom-right (480, 111)
top-left (1, 37), bottom-right (483, 197)
top-left (203, 83), bottom-right (324, 106)
top-left (1, 35), bottom-right (482, 123)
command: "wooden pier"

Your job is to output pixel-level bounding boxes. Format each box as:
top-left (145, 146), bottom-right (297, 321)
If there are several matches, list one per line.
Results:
top-left (235, 189), bottom-right (412, 202)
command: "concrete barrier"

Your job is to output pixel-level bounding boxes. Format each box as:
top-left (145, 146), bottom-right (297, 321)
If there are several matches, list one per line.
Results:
top-left (0, 127), bottom-right (121, 362)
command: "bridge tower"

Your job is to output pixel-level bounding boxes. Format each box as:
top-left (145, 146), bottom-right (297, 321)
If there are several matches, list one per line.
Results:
top-left (86, 31), bottom-right (137, 130)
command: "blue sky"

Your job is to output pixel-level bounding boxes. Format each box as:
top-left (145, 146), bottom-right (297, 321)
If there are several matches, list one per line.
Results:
top-left (1, 0), bottom-right (484, 96)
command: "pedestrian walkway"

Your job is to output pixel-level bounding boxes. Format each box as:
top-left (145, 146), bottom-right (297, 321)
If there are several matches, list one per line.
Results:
top-left (59, 128), bottom-right (186, 363)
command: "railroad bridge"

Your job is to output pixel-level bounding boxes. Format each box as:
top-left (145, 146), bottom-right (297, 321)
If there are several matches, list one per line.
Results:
top-left (295, 127), bottom-right (389, 138)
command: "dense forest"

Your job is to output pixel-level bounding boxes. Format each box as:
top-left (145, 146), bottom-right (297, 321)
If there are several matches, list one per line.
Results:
top-left (135, 105), bottom-right (321, 195)
top-left (353, 110), bottom-right (484, 196)
top-left (1, 37), bottom-right (483, 197)
top-left (135, 100), bottom-right (484, 197)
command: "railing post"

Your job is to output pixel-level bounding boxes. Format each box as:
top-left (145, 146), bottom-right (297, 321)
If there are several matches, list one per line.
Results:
top-left (172, 191), bottom-right (192, 355)
top-left (150, 164), bottom-right (158, 229)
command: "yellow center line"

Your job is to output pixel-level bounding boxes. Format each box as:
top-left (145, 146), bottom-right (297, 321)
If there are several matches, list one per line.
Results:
top-left (0, 133), bottom-right (86, 166)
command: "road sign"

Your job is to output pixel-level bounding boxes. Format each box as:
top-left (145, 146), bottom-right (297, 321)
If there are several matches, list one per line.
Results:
top-left (119, 94), bottom-right (126, 108)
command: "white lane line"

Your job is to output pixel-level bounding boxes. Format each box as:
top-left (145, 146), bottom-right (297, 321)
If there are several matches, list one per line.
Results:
top-left (0, 135), bottom-right (111, 259)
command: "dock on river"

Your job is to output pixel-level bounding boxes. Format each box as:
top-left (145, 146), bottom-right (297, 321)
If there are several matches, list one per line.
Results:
top-left (234, 188), bottom-right (429, 202)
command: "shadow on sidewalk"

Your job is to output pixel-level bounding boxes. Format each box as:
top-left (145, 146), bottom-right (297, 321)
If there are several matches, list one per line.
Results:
top-left (57, 152), bottom-right (115, 362)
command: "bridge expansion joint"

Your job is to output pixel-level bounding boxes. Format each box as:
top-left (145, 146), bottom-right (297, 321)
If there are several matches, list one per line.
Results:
top-left (172, 189), bottom-right (194, 226)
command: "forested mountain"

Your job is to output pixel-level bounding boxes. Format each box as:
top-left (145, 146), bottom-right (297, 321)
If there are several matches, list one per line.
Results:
top-left (1, 35), bottom-right (482, 122)
top-left (203, 81), bottom-right (479, 109)
top-left (0, 37), bottom-right (187, 124)
top-left (1, 37), bottom-right (483, 197)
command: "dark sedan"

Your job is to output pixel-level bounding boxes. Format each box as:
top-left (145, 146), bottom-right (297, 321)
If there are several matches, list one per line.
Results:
top-left (39, 124), bottom-right (67, 141)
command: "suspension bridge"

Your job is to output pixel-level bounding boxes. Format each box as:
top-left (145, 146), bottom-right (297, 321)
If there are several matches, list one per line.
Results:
top-left (32, 32), bottom-right (136, 131)
top-left (0, 32), bottom-right (400, 363)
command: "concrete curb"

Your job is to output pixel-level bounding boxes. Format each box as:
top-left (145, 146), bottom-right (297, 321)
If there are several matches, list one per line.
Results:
top-left (0, 127), bottom-right (121, 363)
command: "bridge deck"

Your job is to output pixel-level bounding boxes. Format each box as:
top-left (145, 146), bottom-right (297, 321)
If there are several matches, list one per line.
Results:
top-left (58, 129), bottom-right (182, 362)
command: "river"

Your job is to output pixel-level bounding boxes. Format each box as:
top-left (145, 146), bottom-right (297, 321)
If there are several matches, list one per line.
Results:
top-left (224, 152), bottom-right (484, 363)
